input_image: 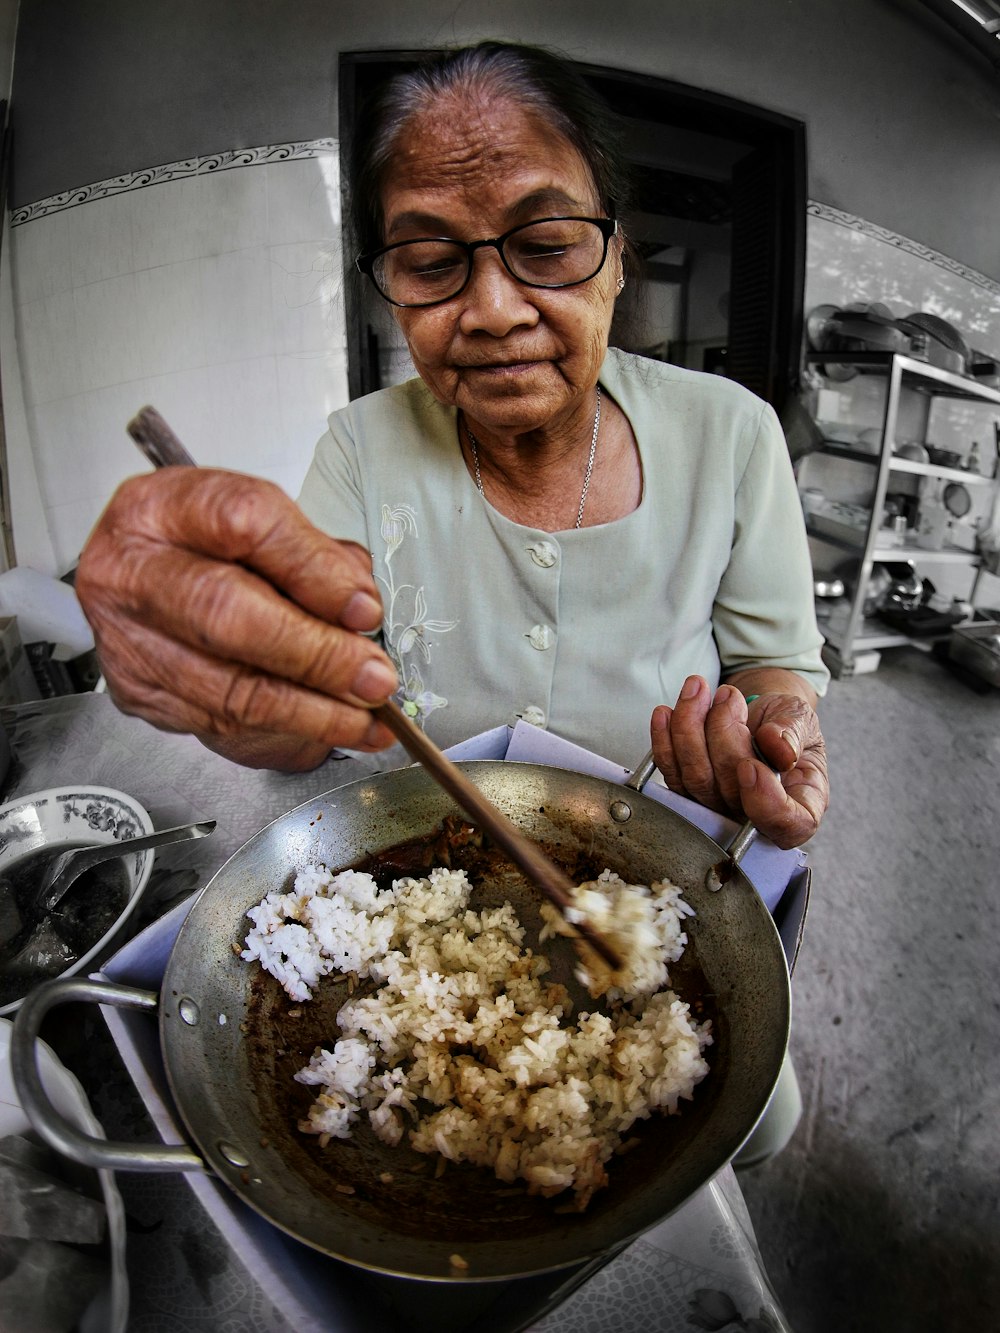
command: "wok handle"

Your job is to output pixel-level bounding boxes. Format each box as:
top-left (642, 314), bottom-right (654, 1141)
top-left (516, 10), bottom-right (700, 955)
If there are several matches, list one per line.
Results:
top-left (622, 748), bottom-right (657, 792)
top-left (11, 977), bottom-right (207, 1174)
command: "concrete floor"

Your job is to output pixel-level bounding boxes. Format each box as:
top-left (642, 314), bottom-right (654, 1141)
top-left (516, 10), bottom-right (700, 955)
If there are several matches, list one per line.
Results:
top-left (738, 645), bottom-right (1000, 1332)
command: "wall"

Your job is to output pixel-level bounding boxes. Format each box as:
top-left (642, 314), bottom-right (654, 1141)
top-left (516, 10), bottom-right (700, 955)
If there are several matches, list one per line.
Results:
top-left (12, 0), bottom-right (1000, 282)
top-left (5, 0), bottom-right (1000, 575)
top-left (9, 149), bottom-right (348, 570)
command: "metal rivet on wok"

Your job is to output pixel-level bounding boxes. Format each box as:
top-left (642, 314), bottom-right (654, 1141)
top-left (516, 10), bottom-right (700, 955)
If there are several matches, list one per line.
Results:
top-left (178, 997), bottom-right (200, 1025)
top-left (218, 1142), bottom-right (251, 1168)
top-left (609, 800), bottom-right (632, 823)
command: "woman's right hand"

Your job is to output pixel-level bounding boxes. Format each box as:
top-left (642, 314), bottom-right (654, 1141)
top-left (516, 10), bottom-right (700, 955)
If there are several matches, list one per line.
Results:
top-left (75, 468), bottom-right (399, 768)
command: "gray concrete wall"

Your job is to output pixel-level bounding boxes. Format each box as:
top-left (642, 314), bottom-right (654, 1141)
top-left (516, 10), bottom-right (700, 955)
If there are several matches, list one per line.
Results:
top-left (10, 0), bottom-right (1000, 279)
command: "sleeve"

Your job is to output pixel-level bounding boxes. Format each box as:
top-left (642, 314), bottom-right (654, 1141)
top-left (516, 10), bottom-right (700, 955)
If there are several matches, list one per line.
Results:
top-left (295, 410), bottom-right (371, 549)
top-left (713, 401), bottom-right (830, 697)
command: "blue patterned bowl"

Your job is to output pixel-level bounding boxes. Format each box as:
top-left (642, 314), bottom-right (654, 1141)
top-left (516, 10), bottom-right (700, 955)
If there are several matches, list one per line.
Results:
top-left (0, 786), bottom-right (154, 1015)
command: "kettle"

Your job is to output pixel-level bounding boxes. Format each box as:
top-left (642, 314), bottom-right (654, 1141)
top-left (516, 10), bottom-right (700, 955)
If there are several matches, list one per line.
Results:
top-left (881, 561), bottom-right (924, 613)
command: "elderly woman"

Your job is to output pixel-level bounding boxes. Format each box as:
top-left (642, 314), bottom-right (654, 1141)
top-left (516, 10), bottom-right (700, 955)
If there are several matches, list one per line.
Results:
top-left (76, 40), bottom-right (829, 853)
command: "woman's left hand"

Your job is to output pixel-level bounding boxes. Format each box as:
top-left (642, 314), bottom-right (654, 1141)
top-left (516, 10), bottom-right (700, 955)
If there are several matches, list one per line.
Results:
top-left (649, 676), bottom-right (829, 849)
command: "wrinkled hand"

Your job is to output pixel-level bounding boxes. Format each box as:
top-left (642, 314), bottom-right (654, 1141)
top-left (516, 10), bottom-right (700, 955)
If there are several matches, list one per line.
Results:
top-left (649, 676), bottom-right (829, 849)
top-left (75, 469), bottom-right (398, 763)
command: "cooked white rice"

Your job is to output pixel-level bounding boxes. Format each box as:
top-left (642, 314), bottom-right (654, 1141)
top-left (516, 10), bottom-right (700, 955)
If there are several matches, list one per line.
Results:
top-left (241, 865), bottom-right (711, 1207)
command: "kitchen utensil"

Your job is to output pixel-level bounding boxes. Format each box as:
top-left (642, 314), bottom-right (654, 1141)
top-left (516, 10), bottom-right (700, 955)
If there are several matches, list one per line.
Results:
top-left (373, 700), bottom-right (621, 968)
top-left (705, 737), bottom-right (775, 893)
top-left (706, 819), bottom-right (758, 893)
top-left (925, 446), bottom-right (962, 469)
top-left (11, 756), bottom-right (792, 1281)
top-left (34, 821), bottom-right (217, 914)
top-left (805, 303), bottom-right (856, 381)
top-left (126, 407), bottom-right (196, 468)
top-left (969, 356), bottom-right (1000, 389)
top-left (881, 562), bottom-right (923, 612)
top-left (0, 787), bottom-right (155, 1018)
top-left (805, 303), bottom-right (839, 352)
top-left (813, 577), bottom-right (845, 599)
top-left (897, 313), bottom-right (969, 375)
top-left (127, 405), bottom-right (621, 969)
top-left (827, 307), bottom-right (908, 353)
top-left (943, 482), bottom-right (972, 519)
top-left (893, 441), bottom-right (930, 463)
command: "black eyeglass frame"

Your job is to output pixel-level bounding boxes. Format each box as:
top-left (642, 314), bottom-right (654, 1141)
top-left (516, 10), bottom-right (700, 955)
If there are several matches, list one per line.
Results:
top-left (356, 216), bottom-right (619, 308)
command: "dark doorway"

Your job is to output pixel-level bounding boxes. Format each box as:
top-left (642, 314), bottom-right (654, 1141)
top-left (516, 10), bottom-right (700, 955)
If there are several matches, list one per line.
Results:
top-left (338, 51), bottom-right (806, 416)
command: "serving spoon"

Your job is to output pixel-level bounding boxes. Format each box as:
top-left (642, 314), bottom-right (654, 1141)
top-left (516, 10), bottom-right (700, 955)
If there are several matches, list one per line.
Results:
top-left (126, 407), bottom-right (623, 970)
top-left (35, 820), bottom-right (217, 914)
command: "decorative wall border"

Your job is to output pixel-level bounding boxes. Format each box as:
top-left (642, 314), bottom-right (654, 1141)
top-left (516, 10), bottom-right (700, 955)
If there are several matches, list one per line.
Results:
top-left (807, 200), bottom-right (1000, 300)
top-left (12, 163), bottom-right (1000, 304)
top-left (10, 138), bottom-right (337, 226)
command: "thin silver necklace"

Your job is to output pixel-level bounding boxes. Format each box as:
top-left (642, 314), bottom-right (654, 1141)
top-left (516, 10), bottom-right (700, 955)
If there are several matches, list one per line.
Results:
top-left (464, 387), bottom-right (602, 530)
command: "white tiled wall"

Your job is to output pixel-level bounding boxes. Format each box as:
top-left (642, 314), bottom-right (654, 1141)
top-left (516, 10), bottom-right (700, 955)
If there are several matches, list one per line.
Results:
top-left (8, 150), bottom-right (349, 574)
top-left (10, 164), bottom-right (1000, 582)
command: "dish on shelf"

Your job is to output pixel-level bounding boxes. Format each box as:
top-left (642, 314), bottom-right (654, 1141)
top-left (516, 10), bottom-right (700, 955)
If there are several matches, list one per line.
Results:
top-left (894, 441), bottom-right (930, 463)
top-left (925, 446), bottom-right (962, 468)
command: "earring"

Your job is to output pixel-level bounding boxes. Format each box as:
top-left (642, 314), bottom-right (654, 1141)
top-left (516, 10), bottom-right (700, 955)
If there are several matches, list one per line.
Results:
top-left (616, 276), bottom-right (625, 292)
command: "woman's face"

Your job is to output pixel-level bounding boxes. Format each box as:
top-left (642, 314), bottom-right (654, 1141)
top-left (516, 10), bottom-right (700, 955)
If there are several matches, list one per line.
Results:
top-left (378, 93), bottom-right (623, 437)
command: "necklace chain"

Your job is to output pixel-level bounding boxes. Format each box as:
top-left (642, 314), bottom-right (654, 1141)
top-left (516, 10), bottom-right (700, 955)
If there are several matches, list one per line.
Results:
top-left (465, 387), bottom-right (602, 530)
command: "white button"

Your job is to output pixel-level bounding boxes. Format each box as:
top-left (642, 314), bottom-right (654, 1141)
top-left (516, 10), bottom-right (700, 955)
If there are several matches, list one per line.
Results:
top-left (519, 705), bottom-right (546, 727)
top-left (526, 540), bottom-right (558, 568)
top-left (525, 624), bottom-right (554, 651)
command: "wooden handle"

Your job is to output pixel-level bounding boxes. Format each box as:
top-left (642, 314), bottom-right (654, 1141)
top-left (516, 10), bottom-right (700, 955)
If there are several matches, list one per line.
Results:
top-left (374, 701), bottom-right (622, 970)
top-left (123, 406), bottom-right (621, 970)
top-left (127, 406), bottom-right (197, 469)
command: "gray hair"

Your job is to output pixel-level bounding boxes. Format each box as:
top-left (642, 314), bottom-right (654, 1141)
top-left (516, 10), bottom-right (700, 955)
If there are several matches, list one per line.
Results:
top-left (349, 41), bottom-right (632, 258)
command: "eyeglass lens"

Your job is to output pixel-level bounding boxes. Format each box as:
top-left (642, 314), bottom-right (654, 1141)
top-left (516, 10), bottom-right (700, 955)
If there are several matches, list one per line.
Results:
top-left (371, 218), bottom-right (610, 306)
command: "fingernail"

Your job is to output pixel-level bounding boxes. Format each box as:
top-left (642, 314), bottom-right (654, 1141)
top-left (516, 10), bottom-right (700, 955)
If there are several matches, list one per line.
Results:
top-left (341, 591), bottom-right (383, 630)
top-left (352, 658), bottom-right (397, 702)
top-left (681, 676), bottom-right (701, 700)
top-left (738, 759), bottom-right (757, 788)
top-left (724, 685), bottom-right (744, 715)
top-left (781, 729), bottom-right (800, 762)
top-left (651, 705), bottom-right (670, 733)
top-left (360, 716), bottom-right (392, 750)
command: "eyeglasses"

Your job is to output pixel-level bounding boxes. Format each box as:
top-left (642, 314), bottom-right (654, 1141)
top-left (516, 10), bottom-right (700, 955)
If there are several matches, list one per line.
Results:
top-left (356, 216), bottom-right (618, 308)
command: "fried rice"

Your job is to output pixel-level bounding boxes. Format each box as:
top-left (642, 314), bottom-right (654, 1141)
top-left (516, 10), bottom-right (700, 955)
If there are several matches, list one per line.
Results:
top-left (241, 864), bottom-right (711, 1208)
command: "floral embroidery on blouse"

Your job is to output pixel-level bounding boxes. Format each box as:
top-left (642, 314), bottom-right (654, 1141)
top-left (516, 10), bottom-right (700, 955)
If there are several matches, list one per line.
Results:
top-left (376, 503), bottom-right (458, 726)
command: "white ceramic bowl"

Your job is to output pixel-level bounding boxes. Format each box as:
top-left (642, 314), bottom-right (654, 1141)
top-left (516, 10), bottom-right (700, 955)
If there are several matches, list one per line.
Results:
top-left (0, 786), bottom-right (154, 1017)
top-left (0, 1016), bottom-right (128, 1332)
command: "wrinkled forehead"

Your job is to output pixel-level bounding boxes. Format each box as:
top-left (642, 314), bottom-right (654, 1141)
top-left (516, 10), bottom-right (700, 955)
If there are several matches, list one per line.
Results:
top-left (379, 89), bottom-right (600, 223)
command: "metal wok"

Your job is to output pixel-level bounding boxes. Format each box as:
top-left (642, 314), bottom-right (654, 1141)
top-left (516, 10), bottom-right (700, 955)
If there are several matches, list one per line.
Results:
top-left (12, 758), bottom-right (791, 1282)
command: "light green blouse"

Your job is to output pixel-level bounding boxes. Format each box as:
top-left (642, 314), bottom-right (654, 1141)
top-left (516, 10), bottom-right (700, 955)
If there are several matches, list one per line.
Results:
top-left (298, 348), bottom-right (828, 768)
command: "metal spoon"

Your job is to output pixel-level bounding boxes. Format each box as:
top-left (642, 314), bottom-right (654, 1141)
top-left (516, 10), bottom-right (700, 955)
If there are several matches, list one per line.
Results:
top-left (35, 820), bottom-right (217, 913)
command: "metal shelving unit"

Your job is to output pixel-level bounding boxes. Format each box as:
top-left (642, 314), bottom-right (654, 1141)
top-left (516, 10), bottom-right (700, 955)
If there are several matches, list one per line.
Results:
top-left (802, 352), bottom-right (1000, 677)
